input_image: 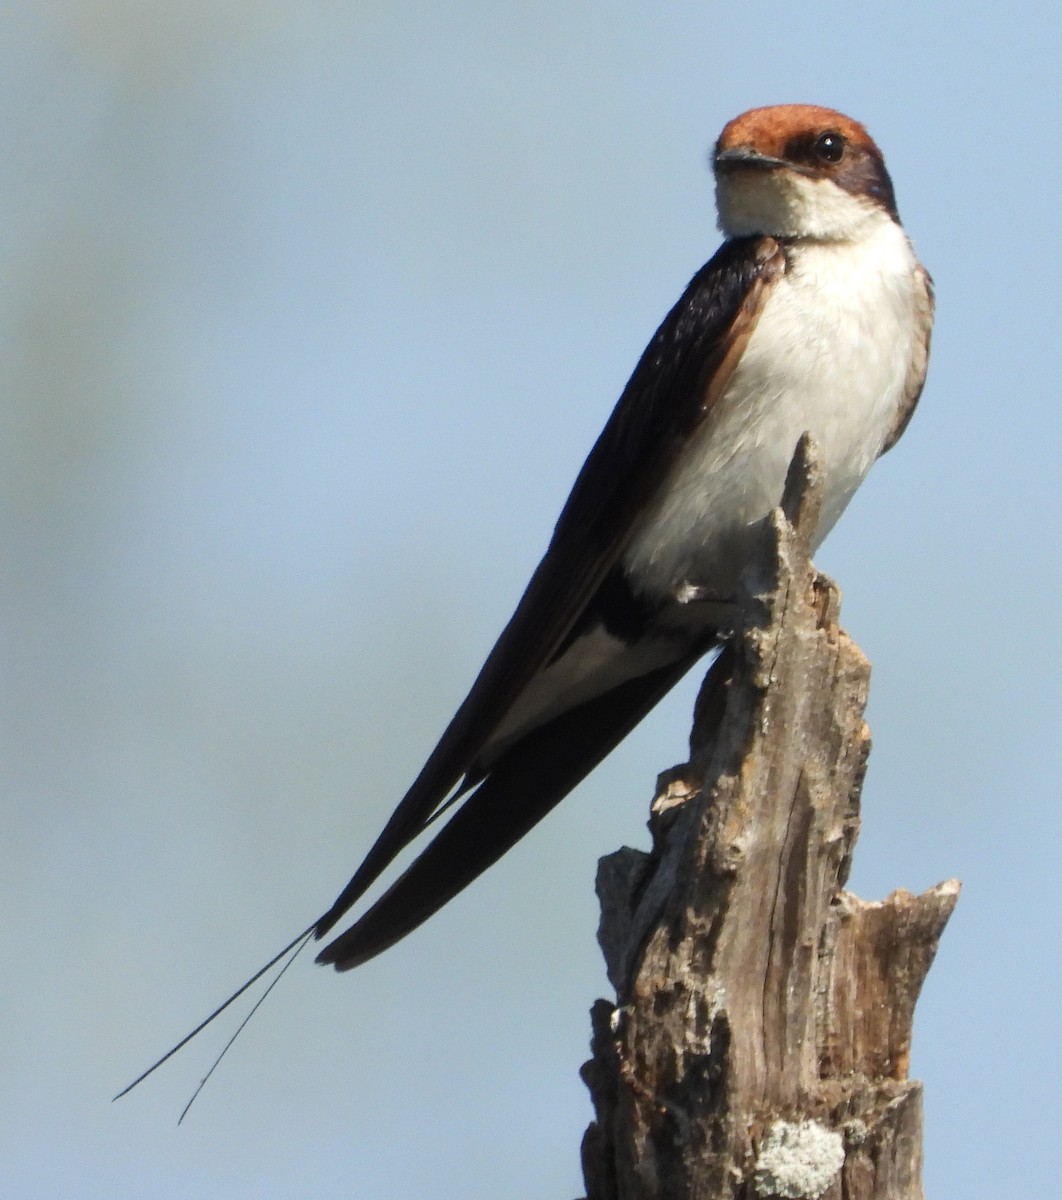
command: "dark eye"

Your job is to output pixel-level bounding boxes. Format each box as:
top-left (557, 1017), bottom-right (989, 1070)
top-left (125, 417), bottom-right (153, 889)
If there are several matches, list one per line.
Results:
top-left (813, 131), bottom-right (846, 164)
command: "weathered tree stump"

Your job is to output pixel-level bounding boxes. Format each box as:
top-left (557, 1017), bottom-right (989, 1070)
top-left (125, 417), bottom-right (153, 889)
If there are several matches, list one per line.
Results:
top-left (580, 438), bottom-right (958, 1200)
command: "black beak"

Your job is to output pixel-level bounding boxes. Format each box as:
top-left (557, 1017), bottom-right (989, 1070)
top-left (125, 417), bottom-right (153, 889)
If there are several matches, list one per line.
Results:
top-left (714, 146), bottom-right (789, 171)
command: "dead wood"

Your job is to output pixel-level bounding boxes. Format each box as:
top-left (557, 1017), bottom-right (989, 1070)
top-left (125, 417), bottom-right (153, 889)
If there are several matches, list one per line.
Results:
top-left (580, 437), bottom-right (958, 1200)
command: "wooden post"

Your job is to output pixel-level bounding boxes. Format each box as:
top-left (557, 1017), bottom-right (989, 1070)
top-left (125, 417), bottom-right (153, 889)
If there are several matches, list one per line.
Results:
top-left (580, 437), bottom-right (958, 1200)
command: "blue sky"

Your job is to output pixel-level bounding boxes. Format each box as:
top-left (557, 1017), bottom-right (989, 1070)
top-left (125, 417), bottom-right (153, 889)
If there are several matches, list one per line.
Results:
top-left (3, 3), bottom-right (1060, 1197)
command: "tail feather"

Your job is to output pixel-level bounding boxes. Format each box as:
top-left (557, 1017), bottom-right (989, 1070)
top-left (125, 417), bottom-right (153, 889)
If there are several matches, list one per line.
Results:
top-left (116, 640), bottom-right (717, 1109)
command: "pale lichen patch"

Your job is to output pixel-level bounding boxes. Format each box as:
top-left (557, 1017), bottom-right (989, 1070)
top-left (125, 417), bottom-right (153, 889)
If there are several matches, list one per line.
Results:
top-left (752, 1119), bottom-right (845, 1198)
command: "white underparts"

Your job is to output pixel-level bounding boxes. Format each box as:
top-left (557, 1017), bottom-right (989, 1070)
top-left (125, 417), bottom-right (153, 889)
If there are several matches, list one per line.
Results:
top-left (479, 624), bottom-right (689, 764)
top-left (623, 210), bottom-right (919, 601)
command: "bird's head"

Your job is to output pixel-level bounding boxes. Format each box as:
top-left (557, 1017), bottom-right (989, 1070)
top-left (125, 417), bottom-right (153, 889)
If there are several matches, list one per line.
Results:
top-left (713, 104), bottom-right (899, 241)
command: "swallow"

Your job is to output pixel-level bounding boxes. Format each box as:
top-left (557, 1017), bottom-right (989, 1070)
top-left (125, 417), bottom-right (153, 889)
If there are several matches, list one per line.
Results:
top-left (120, 104), bottom-right (933, 1101)
top-left (311, 103), bottom-right (933, 970)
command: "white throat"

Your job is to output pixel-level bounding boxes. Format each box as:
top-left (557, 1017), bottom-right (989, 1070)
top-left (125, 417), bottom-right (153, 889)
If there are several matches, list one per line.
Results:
top-left (716, 169), bottom-right (886, 242)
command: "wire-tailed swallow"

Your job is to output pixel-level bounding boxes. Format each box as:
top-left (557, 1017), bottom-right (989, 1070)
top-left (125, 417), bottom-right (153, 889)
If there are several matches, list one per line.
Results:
top-left (120, 104), bottom-right (933, 1101)
top-left (311, 103), bottom-right (933, 970)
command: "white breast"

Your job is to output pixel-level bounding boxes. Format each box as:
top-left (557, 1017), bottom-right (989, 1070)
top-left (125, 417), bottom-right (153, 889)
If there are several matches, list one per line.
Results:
top-left (623, 214), bottom-right (920, 606)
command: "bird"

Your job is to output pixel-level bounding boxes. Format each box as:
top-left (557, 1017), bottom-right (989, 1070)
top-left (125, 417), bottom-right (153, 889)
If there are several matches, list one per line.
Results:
top-left (310, 102), bottom-right (933, 971)
top-left (119, 104), bottom-right (932, 1101)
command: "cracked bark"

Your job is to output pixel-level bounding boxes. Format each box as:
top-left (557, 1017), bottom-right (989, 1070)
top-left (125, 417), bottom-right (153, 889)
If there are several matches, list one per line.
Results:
top-left (580, 437), bottom-right (958, 1200)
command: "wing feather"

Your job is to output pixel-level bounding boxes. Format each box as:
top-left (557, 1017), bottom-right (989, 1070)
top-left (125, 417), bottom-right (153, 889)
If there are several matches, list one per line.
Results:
top-left (314, 236), bottom-right (785, 940)
top-left (882, 262), bottom-right (934, 454)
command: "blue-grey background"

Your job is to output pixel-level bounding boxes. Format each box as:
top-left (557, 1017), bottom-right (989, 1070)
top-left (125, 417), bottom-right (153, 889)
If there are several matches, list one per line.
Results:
top-left (4, 4), bottom-right (1059, 1197)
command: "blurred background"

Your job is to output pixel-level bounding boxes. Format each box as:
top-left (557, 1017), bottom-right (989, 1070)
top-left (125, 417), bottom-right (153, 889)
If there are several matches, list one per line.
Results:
top-left (3, 3), bottom-right (1059, 1197)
